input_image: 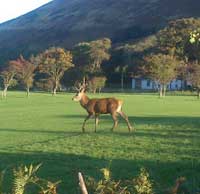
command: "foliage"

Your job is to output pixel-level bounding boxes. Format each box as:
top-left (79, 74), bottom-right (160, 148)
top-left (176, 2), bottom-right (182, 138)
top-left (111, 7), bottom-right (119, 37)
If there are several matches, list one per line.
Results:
top-left (73, 38), bottom-right (111, 77)
top-left (36, 47), bottom-right (74, 95)
top-left (0, 60), bottom-right (21, 97)
top-left (144, 54), bottom-right (181, 96)
top-left (89, 38), bottom-right (111, 72)
top-left (13, 164), bottom-right (41, 194)
top-left (132, 168), bottom-right (154, 194)
top-left (11, 55), bottom-right (36, 96)
top-left (86, 168), bottom-right (130, 194)
top-left (156, 18), bottom-right (200, 58)
top-left (35, 78), bottom-right (55, 92)
top-left (0, 170), bottom-right (5, 194)
top-left (37, 180), bottom-right (61, 194)
top-left (188, 61), bottom-right (200, 98)
top-left (72, 42), bottom-right (91, 76)
top-left (189, 29), bottom-right (200, 44)
top-left (88, 76), bottom-right (107, 93)
top-left (86, 167), bottom-right (154, 194)
top-left (187, 29), bottom-right (200, 62)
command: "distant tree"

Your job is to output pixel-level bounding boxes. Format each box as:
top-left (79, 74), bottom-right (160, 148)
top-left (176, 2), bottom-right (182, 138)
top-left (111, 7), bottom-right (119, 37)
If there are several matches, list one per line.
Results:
top-left (89, 38), bottom-right (111, 72)
top-left (115, 65), bottom-right (128, 91)
top-left (187, 29), bottom-right (200, 61)
top-left (72, 42), bottom-right (91, 82)
top-left (88, 76), bottom-right (107, 93)
top-left (188, 61), bottom-right (200, 99)
top-left (144, 54), bottom-right (180, 97)
top-left (0, 61), bottom-right (21, 98)
top-left (35, 78), bottom-right (54, 92)
top-left (104, 45), bottom-right (141, 89)
top-left (12, 55), bottom-right (36, 97)
top-left (71, 38), bottom-right (111, 86)
top-left (37, 47), bottom-right (74, 95)
top-left (157, 18), bottom-right (200, 58)
top-left (175, 57), bottom-right (191, 91)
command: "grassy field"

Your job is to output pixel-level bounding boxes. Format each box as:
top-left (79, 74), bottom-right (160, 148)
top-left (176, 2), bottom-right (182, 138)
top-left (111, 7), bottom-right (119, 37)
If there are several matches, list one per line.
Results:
top-left (0, 91), bottom-right (200, 193)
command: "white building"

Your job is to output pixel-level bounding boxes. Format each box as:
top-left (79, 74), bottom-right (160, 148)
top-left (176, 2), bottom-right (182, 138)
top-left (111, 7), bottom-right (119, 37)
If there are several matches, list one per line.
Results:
top-left (131, 78), bottom-right (183, 90)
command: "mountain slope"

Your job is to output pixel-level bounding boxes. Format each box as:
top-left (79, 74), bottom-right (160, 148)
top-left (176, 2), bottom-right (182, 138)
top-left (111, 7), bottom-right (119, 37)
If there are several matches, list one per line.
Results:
top-left (0, 0), bottom-right (200, 64)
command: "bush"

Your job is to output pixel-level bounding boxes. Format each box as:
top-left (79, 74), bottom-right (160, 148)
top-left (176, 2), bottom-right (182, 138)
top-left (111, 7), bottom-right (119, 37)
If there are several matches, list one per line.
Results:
top-left (88, 76), bottom-right (107, 93)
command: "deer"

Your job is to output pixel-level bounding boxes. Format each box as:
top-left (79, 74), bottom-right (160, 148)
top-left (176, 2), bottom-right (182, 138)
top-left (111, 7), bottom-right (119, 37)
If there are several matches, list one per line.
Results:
top-left (72, 83), bottom-right (133, 133)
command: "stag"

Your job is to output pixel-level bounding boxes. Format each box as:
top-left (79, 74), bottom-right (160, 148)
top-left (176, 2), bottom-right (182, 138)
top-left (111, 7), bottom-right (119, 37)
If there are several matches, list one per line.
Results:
top-left (72, 83), bottom-right (133, 132)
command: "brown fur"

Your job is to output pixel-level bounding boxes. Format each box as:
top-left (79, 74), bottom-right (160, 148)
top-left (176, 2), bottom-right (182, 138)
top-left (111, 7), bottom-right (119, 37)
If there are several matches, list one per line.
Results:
top-left (73, 90), bottom-right (133, 132)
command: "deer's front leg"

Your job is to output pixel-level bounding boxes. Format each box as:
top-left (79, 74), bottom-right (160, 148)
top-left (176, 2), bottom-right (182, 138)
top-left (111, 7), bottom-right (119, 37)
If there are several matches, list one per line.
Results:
top-left (82, 114), bottom-right (92, 132)
top-left (94, 115), bottom-right (99, 133)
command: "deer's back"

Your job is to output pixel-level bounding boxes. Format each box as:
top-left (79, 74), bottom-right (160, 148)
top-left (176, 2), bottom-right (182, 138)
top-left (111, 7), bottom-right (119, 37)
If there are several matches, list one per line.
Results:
top-left (86, 98), bottom-right (122, 114)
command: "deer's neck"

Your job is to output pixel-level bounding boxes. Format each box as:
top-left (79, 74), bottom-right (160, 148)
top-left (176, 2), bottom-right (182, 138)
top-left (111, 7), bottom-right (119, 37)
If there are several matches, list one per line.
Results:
top-left (80, 94), bottom-right (90, 109)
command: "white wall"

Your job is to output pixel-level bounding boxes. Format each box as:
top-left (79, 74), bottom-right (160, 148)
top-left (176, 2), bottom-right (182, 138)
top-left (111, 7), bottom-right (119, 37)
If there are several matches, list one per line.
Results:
top-left (131, 79), bottom-right (184, 90)
top-left (168, 79), bottom-right (182, 90)
top-left (141, 79), bottom-right (153, 90)
top-left (132, 79), bottom-right (136, 89)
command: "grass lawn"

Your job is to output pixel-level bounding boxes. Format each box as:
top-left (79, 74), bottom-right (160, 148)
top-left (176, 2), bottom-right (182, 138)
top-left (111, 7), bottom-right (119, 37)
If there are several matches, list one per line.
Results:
top-left (0, 91), bottom-right (200, 193)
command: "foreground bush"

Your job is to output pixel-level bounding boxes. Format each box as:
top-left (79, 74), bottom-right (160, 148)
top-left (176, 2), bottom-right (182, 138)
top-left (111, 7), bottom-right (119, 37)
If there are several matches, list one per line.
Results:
top-left (86, 167), bottom-right (154, 194)
top-left (0, 164), bottom-right (195, 194)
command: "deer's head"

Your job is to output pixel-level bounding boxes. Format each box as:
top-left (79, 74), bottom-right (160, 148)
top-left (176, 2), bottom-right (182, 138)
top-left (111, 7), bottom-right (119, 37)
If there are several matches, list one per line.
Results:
top-left (72, 83), bottom-right (86, 102)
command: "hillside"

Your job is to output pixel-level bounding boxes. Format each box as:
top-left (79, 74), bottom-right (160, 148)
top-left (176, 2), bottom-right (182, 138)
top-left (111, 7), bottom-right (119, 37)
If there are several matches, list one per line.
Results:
top-left (0, 0), bottom-right (200, 64)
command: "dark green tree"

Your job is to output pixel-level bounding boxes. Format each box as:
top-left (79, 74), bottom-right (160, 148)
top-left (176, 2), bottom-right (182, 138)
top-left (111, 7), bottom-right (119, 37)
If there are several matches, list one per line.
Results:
top-left (157, 18), bottom-right (200, 58)
top-left (188, 61), bottom-right (200, 99)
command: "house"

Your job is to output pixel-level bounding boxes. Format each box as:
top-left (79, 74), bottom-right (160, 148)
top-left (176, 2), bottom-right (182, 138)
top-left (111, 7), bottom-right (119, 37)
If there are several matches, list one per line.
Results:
top-left (131, 78), bottom-right (183, 90)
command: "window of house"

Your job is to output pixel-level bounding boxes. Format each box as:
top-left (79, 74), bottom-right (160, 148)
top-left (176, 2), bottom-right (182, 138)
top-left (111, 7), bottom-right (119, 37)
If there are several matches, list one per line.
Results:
top-left (147, 80), bottom-right (151, 87)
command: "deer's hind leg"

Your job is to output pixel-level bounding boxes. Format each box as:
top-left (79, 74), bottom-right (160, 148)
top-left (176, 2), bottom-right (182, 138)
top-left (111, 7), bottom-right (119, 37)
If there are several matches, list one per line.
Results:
top-left (118, 111), bottom-right (133, 132)
top-left (111, 112), bottom-right (118, 132)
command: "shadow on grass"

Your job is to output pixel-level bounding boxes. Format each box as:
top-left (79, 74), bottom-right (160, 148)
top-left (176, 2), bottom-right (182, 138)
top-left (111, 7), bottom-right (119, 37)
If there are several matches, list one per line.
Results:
top-left (59, 114), bottom-right (200, 126)
top-left (0, 152), bottom-right (199, 194)
top-left (58, 114), bottom-right (200, 132)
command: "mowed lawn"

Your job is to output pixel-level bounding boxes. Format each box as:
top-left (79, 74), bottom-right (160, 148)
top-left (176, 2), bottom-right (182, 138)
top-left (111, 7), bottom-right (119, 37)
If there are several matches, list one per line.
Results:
top-left (0, 91), bottom-right (200, 193)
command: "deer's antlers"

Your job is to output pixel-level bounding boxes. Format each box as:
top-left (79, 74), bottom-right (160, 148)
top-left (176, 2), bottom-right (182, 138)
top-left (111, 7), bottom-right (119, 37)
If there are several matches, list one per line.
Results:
top-left (74, 79), bottom-right (87, 92)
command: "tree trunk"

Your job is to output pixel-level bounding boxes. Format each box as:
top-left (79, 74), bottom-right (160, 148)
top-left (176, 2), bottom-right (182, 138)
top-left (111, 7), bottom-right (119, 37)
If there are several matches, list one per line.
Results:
top-left (159, 85), bottom-right (163, 98)
top-left (26, 87), bottom-right (30, 97)
top-left (121, 71), bottom-right (124, 92)
top-left (181, 80), bottom-right (185, 93)
top-left (52, 82), bottom-right (58, 96)
top-left (2, 85), bottom-right (8, 98)
top-left (52, 87), bottom-right (57, 96)
top-left (93, 88), bottom-right (97, 94)
top-left (163, 84), bottom-right (166, 97)
top-left (197, 89), bottom-right (200, 99)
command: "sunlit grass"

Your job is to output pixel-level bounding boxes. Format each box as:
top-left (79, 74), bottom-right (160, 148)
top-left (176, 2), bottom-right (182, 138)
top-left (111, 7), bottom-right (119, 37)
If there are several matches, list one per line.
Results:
top-left (0, 91), bottom-right (199, 193)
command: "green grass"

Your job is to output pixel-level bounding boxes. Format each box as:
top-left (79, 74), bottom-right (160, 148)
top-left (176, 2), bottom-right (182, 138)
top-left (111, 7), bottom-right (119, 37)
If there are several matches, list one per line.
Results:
top-left (0, 91), bottom-right (200, 193)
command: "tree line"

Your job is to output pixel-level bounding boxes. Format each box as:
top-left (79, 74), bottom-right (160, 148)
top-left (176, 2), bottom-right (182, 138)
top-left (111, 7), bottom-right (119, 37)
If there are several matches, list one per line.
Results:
top-left (1, 17), bottom-right (200, 98)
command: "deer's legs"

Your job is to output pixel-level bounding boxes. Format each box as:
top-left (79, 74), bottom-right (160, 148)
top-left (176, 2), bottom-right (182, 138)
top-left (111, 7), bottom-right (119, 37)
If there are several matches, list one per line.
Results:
top-left (94, 115), bottom-right (99, 133)
top-left (118, 111), bottom-right (133, 132)
top-left (82, 114), bottom-right (92, 132)
top-left (111, 113), bottom-right (118, 132)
